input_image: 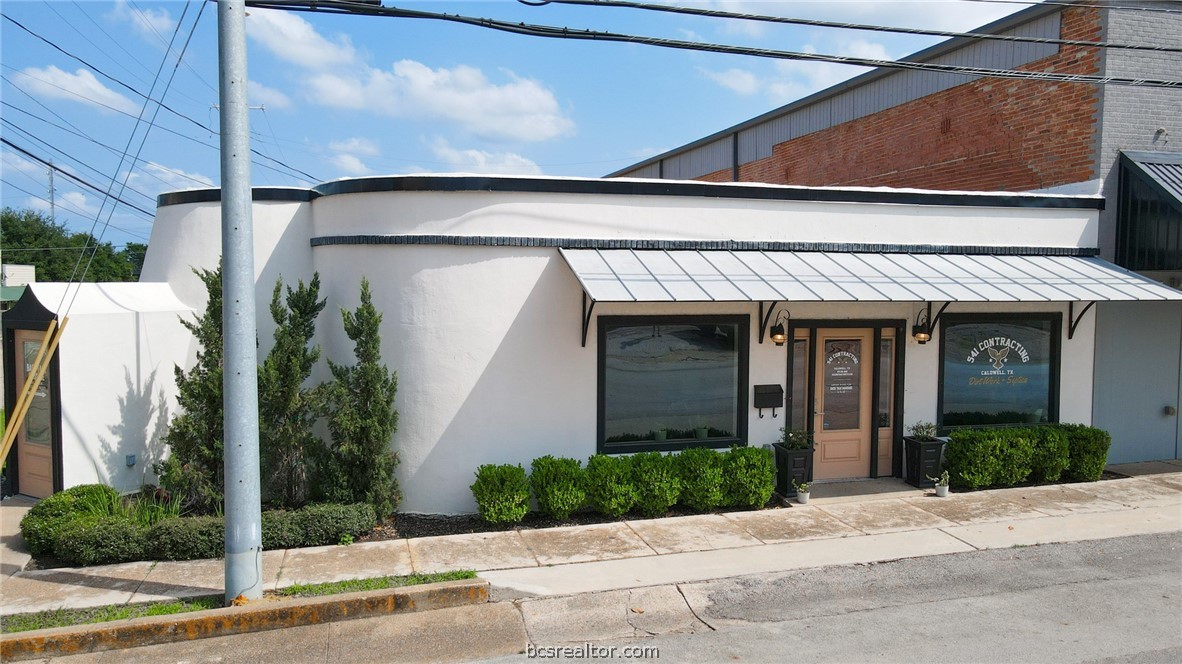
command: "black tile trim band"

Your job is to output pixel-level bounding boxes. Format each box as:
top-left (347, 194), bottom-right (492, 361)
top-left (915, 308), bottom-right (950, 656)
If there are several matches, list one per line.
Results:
top-left (309, 235), bottom-right (1099, 256)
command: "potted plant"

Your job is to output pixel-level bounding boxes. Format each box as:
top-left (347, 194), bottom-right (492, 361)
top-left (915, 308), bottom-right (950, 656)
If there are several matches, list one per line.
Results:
top-left (694, 424), bottom-right (709, 440)
top-left (927, 470), bottom-right (950, 497)
top-left (792, 480), bottom-right (811, 505)
top-left (772, 428), bottom-right (814, 498)
top-left (905, 421), bottom-right (945, 488)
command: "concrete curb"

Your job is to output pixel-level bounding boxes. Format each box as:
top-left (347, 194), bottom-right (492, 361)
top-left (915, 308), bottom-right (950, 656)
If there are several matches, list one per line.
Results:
top-left (0, 578), bottom-right (489, 662)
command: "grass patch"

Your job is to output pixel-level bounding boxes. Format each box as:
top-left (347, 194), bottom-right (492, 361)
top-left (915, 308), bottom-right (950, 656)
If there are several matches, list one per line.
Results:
top-left (276, 569), bottom-right (477, 598)
top-left (2, 597), bottom-right (221, 634)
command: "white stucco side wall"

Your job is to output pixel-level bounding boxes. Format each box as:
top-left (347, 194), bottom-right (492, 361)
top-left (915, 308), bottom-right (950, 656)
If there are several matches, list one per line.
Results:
top-left (23, 283), bottom-right (195, 493)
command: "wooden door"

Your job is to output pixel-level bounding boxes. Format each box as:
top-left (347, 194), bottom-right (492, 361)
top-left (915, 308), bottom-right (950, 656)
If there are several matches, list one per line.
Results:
top-left (14, 329), bottom-right (54, 498)
top-left (813, 329), bottom-right (873, 480)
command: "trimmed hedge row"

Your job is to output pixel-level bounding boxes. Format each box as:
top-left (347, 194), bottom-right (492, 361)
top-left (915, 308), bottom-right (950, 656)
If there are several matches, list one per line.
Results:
top-left (470, 446), bottom-right (776, 524)
top-left (944, 424), bottom-right (1110, 490)
top-left (20, 488), bottom-right (377, 566)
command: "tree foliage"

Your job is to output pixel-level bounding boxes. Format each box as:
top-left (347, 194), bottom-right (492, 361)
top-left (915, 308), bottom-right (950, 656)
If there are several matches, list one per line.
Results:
top-left (259, 274), bottom-right (326, 509)
top-left (320, 279), bottom-right (401, 519)
top-left (156, 265), bottom-right (225, 514)
top-left (1, 207), bottom-right (140, 282)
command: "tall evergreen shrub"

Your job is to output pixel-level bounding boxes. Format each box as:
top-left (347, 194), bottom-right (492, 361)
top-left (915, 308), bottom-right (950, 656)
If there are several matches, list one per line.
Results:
top-left (156, 265), bottom-right (225, 514)
top-left (321, 279), bottom-right (401, 519)
top-left (259, 274), bottom-right (326, 508)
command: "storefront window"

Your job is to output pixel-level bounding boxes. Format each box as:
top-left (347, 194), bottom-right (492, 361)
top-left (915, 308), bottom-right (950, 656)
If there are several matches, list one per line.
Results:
top-left (599, 316), bottom-right (747, 452)
top-left (939, 315), bottom-right (1059, 428)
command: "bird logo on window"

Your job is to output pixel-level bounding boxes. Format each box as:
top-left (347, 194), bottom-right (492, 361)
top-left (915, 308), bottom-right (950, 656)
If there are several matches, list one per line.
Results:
top-left (987, 346), bottom-right (1009, 370)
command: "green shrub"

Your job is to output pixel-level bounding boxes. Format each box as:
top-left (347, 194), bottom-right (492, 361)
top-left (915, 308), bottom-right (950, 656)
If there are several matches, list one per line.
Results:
top-left (676, 448), bottom-right (725, 512)
top-left (292, 503), bottom-right (377, 546)
top-left (993, 429), bottom-right (1035, 487)
top-left (53, 517), bottom-right (147, 566)
top-left (723, 446), bottom-right (776, 508)
top-left (529, 456), bottom-right (586, 520)
top-left (470, 464), bottom-right (530, 524)
top-left (146, 516), bottom-right (224, 561)
top-left (944, 430), bottom-right (1003, 490)
top-left (1030, 426), bottom-right (1070, 483)
top-left (584, 455), bottom-right (637, 517)
top-left (20, 484), bottom-right (120, 556)
top-left (631, 452), bottom-right (681, 516)
top-left (1058, 424), bottom-right (1112, 482)
top-left (262, 510), bottom-right (301, 550)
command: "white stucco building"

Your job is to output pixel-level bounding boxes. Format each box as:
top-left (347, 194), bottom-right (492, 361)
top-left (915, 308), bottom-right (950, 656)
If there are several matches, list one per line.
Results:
top-left (5, 175), bottom-right (1180, 511)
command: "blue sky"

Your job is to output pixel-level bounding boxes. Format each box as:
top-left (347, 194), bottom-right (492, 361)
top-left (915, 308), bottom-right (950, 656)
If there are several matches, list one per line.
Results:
top-left (0, 0), bottom-right (1023, 249)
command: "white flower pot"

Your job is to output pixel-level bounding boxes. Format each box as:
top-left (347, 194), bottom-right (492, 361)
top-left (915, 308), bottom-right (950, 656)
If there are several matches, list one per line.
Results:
top-left (935, 485), bottom-right (949, 498)
top-left (797, 491), bottom-right (810, 505)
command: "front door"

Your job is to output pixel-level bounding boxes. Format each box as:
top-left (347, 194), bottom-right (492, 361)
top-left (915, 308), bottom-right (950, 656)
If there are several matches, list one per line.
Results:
top-left (14, 329), bottom-right (55, 498)
top-left (813, 329), bottom-right (874, 480)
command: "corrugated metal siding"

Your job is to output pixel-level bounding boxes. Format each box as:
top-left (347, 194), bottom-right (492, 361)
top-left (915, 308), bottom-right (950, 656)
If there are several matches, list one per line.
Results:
top-left (735, 12), bottom-right (1061, 164)
top-left (663, 135), bottom-right (733, 180)
top-left (627, 162), bottom-right (662, 179)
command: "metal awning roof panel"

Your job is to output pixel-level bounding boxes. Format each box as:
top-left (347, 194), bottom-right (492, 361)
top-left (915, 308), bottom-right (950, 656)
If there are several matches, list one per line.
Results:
top-left (560, 249), bottom-right (1182, 303)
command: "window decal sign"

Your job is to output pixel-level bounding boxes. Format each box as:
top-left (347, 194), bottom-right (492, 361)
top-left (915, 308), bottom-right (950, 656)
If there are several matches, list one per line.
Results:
top-left (941, 319), bottom-right (1056, 427)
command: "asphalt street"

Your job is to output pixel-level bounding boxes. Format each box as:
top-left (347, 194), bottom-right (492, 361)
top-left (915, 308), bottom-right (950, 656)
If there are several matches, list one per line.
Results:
top-left (47, 531), bottom-right (1182, 664)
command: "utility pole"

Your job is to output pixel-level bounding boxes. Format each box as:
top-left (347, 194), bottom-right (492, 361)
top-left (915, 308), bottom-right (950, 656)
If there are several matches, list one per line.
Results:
top-left (217, 0), bottom-right (263, 604)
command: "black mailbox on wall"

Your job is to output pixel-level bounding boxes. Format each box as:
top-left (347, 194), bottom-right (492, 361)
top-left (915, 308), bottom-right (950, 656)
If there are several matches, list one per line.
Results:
top-left (754, 384), bottom-right (784, 418)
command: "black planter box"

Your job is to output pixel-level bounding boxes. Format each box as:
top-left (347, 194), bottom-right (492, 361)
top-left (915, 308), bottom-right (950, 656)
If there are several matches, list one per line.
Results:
top-left (905, 437), bottom-right (946, 488)
top-left (772, 442), bottom-right (814, 497)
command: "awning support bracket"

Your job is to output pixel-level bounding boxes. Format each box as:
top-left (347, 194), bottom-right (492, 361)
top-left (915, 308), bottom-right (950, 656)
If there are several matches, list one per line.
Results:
top-left (758, 301), bottom-right (785, 344)
top-left (581, 291), bottom-right (596, 348)
top-left (920, 301), bottom-right (952, 335)
top-left (1068, 301), bottom-right (1095, 340)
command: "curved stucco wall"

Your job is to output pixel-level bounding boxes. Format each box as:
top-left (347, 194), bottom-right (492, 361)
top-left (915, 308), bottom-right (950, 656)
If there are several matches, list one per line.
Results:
top-left (145, 180), bottom-right (1101, 513)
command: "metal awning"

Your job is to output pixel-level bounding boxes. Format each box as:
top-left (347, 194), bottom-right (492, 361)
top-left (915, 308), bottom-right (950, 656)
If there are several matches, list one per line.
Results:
top-left (559, 249), bottom-right (1182, 304)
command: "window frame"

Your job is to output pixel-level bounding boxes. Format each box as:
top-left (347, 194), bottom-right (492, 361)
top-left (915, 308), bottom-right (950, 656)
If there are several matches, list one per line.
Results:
top-left (597, 314), bottom-right (749, 454)
top-left (936, 312), bottom-right (1062, 432)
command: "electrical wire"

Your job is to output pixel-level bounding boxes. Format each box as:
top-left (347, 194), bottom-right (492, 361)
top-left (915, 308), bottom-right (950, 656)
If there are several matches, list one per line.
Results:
top-left (1, 138), bottom-right (157, 217)
top-left (527, 0), bottom-right (1182, 54)
top-left (1, 13), bottom-right (322, 183)
top-left (0, 179), bottom-right (152, 240)
top-left (1, 71), bottom-right (317, 184)
top-left (243, 0), bottom-right (1182, 88)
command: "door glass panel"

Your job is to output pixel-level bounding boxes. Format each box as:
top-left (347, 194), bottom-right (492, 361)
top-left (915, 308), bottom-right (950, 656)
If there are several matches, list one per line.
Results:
top-left (823, 339), bottom-right (861, 431)
top-left (791, 337), bottom-right (808, 429)
top-left (22, 340), bottom-right (52, 446)
top-left (877, 338), bottom-right (893, 428)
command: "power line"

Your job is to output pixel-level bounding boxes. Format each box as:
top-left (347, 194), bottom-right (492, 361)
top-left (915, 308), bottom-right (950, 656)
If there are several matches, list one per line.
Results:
top-left (244, 0), bottom-right (1182, 88)
top-left (1, 71), bottom-right (317, 184)
top-left (2, 104), bottom-right (213, 191)
top-left (1, 13), bottom-right (322, 183)
top-left (960, 0), bottom-right (1182, 16)
top-left (2, 138), bottom-right (157, 217)
top-left (0, 178), bottom-right (152, 240)
top-left (530, 0), bottom-right (1182, 54)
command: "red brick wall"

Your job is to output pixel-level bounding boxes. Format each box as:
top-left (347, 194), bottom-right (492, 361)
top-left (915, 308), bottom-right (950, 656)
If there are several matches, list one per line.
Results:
top-left (719, 6), bottom-right (1101, 191)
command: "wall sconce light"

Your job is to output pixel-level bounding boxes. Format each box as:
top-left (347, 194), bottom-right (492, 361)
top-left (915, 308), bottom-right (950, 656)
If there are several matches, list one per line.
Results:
top-left (912, 308), bottom-right (932, 344)
top-left (770, 311), bottom-right (790, 346)
top-left (912, 302), bottom-right (950, 345)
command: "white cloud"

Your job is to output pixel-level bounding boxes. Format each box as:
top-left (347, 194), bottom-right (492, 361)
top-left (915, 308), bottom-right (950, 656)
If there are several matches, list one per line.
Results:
top-left (328, 137), bottom-right (379, 157)
top-left (307, 61), bottom-right (573, 143)
top-left (110, 0), bottom-right (175, 42)
top-left (429, 138), bottom-right (541, 175)
top-left (1, 151), bottom-right (44, 179)
top-left (246, 9), bottom-right (357, 69)
top-left (126, 162), bottom-right (214, 196)
top-left (27, 190), bottom-right (100, 218)
top-left (767, 40), bottom-right (892, 103)
top-left (249, 80), bottom-right (292, 110)
top-left (702, 1), bottom-right (1017, 36)
top-left (17, 66), bottom-right (139, 115)
top-left (698, 67), bottom-right (761, 96)
top-left (330, 154), bottom-right (371, 176)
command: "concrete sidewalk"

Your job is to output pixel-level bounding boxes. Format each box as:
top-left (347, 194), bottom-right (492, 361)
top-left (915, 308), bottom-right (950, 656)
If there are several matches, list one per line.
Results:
top-left (2, 463), bottom-right (1180, 617)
